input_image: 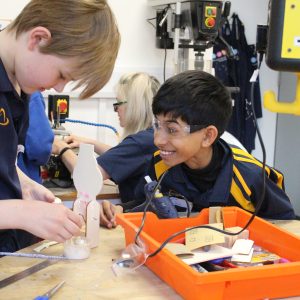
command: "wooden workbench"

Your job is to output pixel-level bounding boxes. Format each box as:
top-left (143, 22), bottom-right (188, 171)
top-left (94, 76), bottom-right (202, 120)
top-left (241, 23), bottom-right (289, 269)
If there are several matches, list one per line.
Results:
top-left (1, 220), bottom-right (300, 299)
top-left (0, 226), bottom-right (182, 300)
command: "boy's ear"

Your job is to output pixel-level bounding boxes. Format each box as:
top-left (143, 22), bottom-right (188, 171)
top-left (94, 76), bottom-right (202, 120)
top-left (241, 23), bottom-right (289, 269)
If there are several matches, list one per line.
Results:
top-left (201, 125), bottom-right (218, 147)
top-left (27, 27), bottom-right (51, 51)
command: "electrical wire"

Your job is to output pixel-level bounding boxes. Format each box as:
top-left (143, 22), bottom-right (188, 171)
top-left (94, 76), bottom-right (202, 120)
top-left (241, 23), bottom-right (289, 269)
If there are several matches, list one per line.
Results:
top-left (146, 17), bottom-right (156, 30)
top-left (160, 5), bottom-right (169, 82)
top-left (258, 52), bottom-right (264, 69)
top-left (168, 191), bottom-right (191, 218)
top-left (134, 171), bottom-right (168, 245)
top-left (163, 42), bottom-right (167, 82)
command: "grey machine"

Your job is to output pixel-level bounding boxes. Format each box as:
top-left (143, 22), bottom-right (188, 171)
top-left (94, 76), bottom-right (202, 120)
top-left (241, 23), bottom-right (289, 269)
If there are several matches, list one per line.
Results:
top-left (148, 0), bottom-right (232, 73)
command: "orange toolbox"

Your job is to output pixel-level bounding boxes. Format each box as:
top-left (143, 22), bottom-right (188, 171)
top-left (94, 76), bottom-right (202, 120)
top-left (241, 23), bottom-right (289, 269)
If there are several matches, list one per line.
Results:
top-left (116, 207), bottom-right (300, 300)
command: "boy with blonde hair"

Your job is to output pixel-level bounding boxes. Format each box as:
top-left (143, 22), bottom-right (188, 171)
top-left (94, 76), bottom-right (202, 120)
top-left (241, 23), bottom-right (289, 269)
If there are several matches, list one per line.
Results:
top-left (0, 0), bottom-right (120, 251)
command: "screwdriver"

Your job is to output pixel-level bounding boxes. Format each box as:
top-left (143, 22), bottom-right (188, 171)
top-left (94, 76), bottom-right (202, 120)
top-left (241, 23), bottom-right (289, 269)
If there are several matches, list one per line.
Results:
top-left (34, 280), bottom-right (65, 300)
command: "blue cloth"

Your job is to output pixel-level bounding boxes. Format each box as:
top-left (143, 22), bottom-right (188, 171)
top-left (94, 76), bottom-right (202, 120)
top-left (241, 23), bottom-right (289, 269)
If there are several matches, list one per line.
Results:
top-left (0, 59), bottom-right (38, 252)
top-left (129, 139), bottom-right (295, 220)
top-left (97, 128), bottom-right (157, 202)
top-left (17, 92), bottom-right (54, 183)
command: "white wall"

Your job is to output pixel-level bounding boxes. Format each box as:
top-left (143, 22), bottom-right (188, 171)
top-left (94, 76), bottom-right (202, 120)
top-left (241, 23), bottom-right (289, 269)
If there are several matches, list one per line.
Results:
top-left (1, 0), bottom-right (278, 164)
top-left (0, 1), bottom-right (28, 18)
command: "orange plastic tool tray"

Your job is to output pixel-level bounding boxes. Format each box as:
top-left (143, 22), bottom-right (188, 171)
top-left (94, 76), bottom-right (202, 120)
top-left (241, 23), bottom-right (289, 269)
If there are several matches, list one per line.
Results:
top-left (116, 207), bottom-right (300, 300)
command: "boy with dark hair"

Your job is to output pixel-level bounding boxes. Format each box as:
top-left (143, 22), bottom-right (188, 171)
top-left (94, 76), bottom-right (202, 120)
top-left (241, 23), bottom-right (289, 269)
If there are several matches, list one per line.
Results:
top-left (0, 0), bottom-right (120, 251)
top-left (101, 70), bottom-right (295, 227)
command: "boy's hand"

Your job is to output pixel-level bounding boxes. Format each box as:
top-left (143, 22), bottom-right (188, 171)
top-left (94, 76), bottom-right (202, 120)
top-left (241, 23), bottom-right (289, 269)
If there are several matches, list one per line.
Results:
top-left (22, 178), bottom-right (55, 203)
top-left (19, 201), bottom-right (84, 243)
top-left (18, 167), bottom-right (55, 202)
top-left (100, 200), bottom-right (123, 229)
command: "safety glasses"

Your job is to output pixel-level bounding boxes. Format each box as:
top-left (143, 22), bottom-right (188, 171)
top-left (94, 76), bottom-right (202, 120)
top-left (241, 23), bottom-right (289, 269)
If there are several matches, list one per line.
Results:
top-left (152, 118), bottom-right (207, 138)
top-left (113, 101), bottom-right (127, 112)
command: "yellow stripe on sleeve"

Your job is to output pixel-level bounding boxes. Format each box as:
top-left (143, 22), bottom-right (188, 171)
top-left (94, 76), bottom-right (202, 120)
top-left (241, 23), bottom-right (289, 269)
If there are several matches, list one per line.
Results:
top-left (233, 155), bottom-right (271, 176)
top-left (232, 147), bottom-right (283, 189)
top-left (232, 165), bottom-right (251, 196)
top-left (271, 168), bottom-right (284, 188)
top-left (231, 147), bottom-right (254, 159)
top-left (230, 179), bottom-right (255, 212)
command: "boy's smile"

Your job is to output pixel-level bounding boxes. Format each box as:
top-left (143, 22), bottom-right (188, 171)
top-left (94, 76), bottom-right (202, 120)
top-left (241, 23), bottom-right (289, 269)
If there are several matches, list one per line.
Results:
top-left (153, 114), bottom-right (214, 170)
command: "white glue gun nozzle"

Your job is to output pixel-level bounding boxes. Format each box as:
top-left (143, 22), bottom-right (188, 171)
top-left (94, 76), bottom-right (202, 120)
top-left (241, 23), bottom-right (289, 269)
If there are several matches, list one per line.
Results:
top-left (144, 175), bottom-right (152, 183)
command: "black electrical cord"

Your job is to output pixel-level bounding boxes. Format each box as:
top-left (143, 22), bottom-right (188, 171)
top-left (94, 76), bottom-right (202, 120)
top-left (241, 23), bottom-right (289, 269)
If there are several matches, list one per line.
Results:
top-left (163, 37), bottom-right (167, 82)
top-left (162, 5), bottom-right (170, 82)
top-left (146, 17), bottom-right (156, 30)
top-left (134, 171), bottom-right (169, 245)
top-left (167, 191), bottom-right (191, 218)
top-left (147, 5), bottom-right (168, 82)
top-left (258, 52), bottom-right (264, 69)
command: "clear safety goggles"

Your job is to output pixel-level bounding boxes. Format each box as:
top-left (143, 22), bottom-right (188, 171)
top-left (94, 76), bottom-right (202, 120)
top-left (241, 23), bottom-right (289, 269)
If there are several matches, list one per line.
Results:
top-left (112, 238), bottom-right (148, 276)
top-left (152, 118), bottom-right (207, 138)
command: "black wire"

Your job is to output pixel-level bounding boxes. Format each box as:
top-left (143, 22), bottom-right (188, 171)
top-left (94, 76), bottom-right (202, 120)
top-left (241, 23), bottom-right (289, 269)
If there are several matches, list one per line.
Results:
top-left (134, 171), bottom-right (168, 245)
top-left (148, 78), bottom-right (267, 257)
top-left (168, 191), bottom-right (191, 218)
top-left (184, 196), bottom-right (191, 217)
top-left (149, 224), bottom-right (240, 258)
top-left (258, 52), bottom-right (264, 69)
top-left (146, 17), bottom-right (156, 30)
top-left (163, 40), bottom-right (167, 82)
top-left (161, 5), bottom-right (169, 82)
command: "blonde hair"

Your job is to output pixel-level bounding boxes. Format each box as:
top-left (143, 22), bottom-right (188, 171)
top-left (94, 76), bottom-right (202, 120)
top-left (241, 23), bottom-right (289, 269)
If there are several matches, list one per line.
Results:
top-left (7, 0), bottom-right (120, 99)
top-left (116, 73), bottom-right (160, 139)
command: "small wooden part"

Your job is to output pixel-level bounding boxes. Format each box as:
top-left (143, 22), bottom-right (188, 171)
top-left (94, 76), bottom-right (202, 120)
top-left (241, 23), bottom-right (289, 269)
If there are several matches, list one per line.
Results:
top-left (86, 199), bottom-right (100, 248)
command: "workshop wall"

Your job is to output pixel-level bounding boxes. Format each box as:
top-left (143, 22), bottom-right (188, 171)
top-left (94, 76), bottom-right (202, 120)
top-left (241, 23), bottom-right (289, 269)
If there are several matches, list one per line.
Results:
top-left (1, 0), bottom-right (278, 164)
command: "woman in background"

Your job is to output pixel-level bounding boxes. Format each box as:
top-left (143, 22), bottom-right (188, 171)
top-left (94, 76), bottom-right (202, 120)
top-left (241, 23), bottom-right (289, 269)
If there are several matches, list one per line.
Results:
top-left (53, 72), bottom-right (160, 226)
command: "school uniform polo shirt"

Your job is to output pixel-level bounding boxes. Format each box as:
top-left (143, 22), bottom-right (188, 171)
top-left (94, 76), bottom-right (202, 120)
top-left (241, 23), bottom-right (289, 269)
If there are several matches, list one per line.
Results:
top-left (0, 59), bottom-right (29, 199)
top-left (0, 59), bottom-right (36, 252)
top-left (97, 128), bottom-right (157, 203)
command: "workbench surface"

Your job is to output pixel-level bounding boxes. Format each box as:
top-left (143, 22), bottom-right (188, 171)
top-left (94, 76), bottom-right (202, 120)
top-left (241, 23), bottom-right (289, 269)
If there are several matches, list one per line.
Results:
top-left (0, 226), bottom-right (181, 299)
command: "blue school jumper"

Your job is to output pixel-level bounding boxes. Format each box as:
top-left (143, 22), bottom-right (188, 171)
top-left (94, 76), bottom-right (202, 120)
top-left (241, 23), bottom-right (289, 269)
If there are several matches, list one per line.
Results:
top-left (0, 59), bottom-right (38, 251)
top-left (132, 139), bottom-right (295, 220)
top-left (97, 128), bottom-right (157, 203)
top-left (17, 91), bottom-right (54, 183)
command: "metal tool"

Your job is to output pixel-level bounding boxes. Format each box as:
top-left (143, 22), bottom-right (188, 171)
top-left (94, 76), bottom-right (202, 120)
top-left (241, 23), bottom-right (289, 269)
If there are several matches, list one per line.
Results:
top-left (0, 252), bottom-right (67, 260)
top-left (0, 260), bottom-right (57, 289)
top-left (34, 280), bottom-right (65, 300)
